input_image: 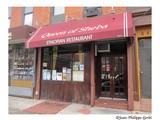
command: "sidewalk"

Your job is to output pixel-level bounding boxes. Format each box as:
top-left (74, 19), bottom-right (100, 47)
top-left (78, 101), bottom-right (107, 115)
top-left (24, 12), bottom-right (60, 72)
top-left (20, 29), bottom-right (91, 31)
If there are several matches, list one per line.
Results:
top-left (9, 96), bottom-right (151, 114)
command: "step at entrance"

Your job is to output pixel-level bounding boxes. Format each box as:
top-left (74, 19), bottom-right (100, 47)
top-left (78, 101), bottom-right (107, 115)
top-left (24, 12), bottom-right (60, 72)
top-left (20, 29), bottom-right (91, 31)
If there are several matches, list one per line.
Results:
top-left (95, 98), bottom-right (128, 110)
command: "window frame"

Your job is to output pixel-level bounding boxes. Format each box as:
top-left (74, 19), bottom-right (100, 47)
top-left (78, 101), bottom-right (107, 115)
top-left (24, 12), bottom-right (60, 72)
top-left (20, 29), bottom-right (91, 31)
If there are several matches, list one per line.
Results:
top-left (41, 44), bottom-right (88, 82)
top-left (53, 7), bottom-right (65, 16)
top-left (23, 7), bottom-right (33, 26)
top-left (8, 7), bottom-right (12, 28)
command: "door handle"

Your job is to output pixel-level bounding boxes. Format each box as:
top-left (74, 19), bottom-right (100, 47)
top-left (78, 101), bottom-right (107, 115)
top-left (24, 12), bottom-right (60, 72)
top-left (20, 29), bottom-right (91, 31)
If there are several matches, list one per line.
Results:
top-left (140, 71), bottom-right (143, 74)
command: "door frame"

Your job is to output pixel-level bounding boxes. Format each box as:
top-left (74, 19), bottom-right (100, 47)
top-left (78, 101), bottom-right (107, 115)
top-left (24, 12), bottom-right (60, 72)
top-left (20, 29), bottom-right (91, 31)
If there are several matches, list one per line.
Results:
top-left (91, 38), bottom-right (134, 111)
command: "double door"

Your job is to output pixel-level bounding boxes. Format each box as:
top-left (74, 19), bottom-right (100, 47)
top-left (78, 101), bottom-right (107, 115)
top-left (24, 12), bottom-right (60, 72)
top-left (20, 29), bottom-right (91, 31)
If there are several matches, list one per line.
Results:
top-left (100, 54), bottom-right (127, 99)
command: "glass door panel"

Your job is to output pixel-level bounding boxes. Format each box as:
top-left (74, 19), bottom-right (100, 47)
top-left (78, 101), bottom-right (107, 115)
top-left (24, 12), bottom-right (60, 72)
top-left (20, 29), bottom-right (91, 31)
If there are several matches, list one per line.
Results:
top-left (101, 57), bottom-right (111, 97)
top-left (113, 56), bottom-right (126, 98)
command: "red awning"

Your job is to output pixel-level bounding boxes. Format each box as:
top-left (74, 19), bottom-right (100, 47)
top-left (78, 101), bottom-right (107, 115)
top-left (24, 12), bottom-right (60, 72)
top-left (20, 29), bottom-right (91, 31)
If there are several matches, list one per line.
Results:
top-left (25, 12), bottom-right (133, 48)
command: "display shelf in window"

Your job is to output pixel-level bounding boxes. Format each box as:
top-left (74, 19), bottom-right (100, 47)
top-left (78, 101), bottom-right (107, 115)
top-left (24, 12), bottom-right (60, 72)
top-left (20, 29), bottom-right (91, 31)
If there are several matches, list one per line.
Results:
top-left (11, 60), bottom-right (34, 81)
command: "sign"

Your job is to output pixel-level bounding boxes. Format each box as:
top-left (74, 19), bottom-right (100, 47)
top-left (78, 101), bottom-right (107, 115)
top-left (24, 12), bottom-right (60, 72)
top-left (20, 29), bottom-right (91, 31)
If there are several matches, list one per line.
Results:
top-left (25, 12), bottom-right (134, 48)
top-left (8, 32), bottom-right (12, 40)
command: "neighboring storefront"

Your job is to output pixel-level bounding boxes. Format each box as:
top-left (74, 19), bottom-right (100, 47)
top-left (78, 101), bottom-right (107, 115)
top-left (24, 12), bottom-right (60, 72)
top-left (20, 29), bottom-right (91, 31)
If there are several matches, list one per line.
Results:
top-left (25, 12), bottom-right (135, 110)
top-left (136, 25), bottom-right (152, 99)
top-left (8, 25), bottom-right (36, 97)
top-left (133, 25), bottom-right (152, 112)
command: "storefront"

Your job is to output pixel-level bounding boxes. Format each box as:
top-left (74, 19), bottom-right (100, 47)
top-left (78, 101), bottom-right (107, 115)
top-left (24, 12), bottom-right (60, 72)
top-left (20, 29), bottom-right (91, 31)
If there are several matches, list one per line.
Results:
top-left (25, 12), bottom-right (135, 110)
top-left (9, 25), bottom-right (36, 97)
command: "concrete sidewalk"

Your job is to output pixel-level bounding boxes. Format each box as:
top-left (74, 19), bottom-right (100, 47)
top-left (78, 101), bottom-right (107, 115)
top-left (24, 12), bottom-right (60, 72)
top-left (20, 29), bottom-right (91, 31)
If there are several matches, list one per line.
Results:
top-left (9, 96), bottom-right (151, 114)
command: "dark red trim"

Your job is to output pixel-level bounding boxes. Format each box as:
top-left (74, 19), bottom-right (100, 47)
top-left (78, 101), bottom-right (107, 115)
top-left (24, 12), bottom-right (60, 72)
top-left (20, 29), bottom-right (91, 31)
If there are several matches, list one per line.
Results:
top-left (127, 38), bottom-right (134, 110)
top-left (91, 43), bottom-right (95, 106)
top-left (34, 48), bottom-right (41, 99)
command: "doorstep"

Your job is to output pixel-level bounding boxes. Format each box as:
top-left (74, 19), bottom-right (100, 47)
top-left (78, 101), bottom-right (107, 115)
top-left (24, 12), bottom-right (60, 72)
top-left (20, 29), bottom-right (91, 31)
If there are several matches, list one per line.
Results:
top-left (95, 98), bottom-right (128, 110)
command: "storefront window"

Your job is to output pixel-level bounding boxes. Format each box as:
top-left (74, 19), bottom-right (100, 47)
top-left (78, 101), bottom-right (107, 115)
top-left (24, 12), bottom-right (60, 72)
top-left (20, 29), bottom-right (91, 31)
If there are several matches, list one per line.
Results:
top-left (9, 44), bottom-right (34, 88)
top-left (42, 43), bottom-right (88, 82)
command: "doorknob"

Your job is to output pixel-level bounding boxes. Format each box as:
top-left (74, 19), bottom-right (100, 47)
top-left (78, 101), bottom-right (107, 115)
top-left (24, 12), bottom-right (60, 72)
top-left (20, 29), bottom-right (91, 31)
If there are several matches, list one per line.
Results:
top-left (140, 71), bottom-right (143, 74)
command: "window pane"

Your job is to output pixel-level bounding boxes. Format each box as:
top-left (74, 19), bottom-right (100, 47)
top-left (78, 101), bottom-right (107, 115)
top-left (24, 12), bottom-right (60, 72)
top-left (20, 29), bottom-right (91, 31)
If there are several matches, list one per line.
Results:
top-left (42, 48), bottom-right (52, 80)
top-left (24, 7), bottom-right (33, 14)
top-left (9, 44), bottom-right (34, 88)
top-left (54, 7), bottom-right (64, 15)
top-left (53, 53), bottom-right (72, 81)
top-left (42, 43), bottom-right (87, 82)
top-left (8, 7), bottom-right (12, 18)
top-left (8, 18), bottom-right (11, 28)
top-left (72, 53), bottom-right (84, 82)
top-left (24, 13), bottom-right (33, 26)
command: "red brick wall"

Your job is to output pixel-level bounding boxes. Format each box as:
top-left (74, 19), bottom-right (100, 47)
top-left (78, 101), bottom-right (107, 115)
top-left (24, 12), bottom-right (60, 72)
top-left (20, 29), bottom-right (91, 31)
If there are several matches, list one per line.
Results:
top-left (65, 7), bottom-right (83, 21)
top-left (65, 7), bottom-right (126, 21)
top-left (10, 7), bottom-right (24, 28)
top-left (33, 7), bottom-right (52, 28)
top-left (102, 7), bottom-right (126, 15)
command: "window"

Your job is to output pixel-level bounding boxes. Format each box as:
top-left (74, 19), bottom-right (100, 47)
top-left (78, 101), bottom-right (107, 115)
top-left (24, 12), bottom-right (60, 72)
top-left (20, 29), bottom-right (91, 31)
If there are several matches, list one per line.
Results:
top-left (84, 6), bottom-right (102, 17)
top-left (53, 7), bottom-right (65, 15)
top-left (24, 7), bottom-right (33, 26)
top-left (8, 18), bottom-right (11, 28)
top-left (8, 7), bottom-right (12, 28)
top-left (42, 43), bottom-right (89, 82)
top-left (9, 44), bottom-right (35, 87)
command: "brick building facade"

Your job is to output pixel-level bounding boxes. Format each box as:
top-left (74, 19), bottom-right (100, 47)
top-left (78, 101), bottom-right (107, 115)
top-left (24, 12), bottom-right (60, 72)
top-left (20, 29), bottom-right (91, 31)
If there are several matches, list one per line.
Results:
top-left (8, 7), bottom-right (151, 112)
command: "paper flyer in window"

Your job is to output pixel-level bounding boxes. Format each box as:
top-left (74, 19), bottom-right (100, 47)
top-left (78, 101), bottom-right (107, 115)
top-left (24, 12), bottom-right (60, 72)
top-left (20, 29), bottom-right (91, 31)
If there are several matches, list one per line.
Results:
top-left (46, 70), bottom-right (51, 80)
top-left (43, 62), bottom-right (47, 67)
top-left (52, 70), bottom-right (57, 75)
top-left (66, 68), bottom-right (71, 73)
top-left (73, 65), bottom-right (79, 70)
top-left (66, 73), bottom-right (71, 81)
top-left (79, 64), bottom-right (84, 71)
top-left (52, 70), bottom-right (57, 80)
top-left (63, 73), bottom-right (67, 81)
top-left (73, 71), bottom-right (84, 82)
top-left (42, 69), bottom-right (47, 80)
top-left (62, 67), bottom-right (67, 73)
top-left (57, 72), bottom-right (62, 80)
top-left (73, 71), bottom-right (78, 81)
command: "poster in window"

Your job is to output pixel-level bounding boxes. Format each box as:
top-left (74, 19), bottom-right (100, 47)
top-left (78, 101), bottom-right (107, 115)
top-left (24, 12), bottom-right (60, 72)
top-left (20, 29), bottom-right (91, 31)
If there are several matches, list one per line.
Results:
top-left (43, 69), bottom-right (51, 80)
top-left (57, 72), bottom-right (62, 80)
top-left (52, 70), bottom-right (57, 80)
top-left (79, 64), bottom-right (84, 71)
top-left (66, 73), bottom-right (71, 81)
top-left (62, 67), bottom-right (67, 73)
top-left (73, 65), bottom-right (79, 70)
top-left (43, 62), bottom-right (47, 67)
top-left (42, 69), bottom-right (47, 80)
top-left (73, 71), bottom-right (84, 82)
top-left (46, 70), bottom-right (51, 80)
top-left (67, 68), bottom-right (71, 73)
top-left (73, 71), bottom-right (78, 81)
top-left (63, 73), bottom-right (67, 81)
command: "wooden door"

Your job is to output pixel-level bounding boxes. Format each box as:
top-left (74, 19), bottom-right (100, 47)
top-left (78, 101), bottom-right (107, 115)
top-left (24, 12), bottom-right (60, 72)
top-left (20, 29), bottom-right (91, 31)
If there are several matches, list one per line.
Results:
top-left (100, 54), bottom-right (127, 99)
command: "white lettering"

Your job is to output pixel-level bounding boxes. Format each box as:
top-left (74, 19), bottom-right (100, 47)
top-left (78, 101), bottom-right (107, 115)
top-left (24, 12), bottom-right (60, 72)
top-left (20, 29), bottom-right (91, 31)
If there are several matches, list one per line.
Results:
top-left (42, 31), bottom-right (66, 39)
top-left (66, 35), bottom-right (93, 43)
top-left (46, 35), bottom-right (93, 46)
top-left (46, 39), bottom-right (65, 45)
top-left (78, 24), bottom-right (108, 32)
top-left (41, 24), bottom-right (108, 39)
